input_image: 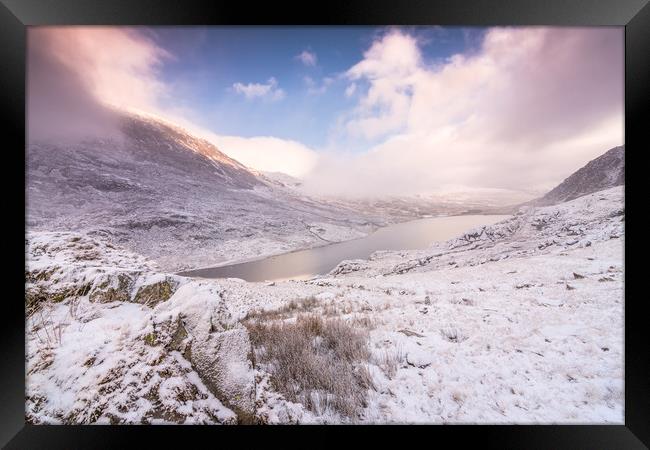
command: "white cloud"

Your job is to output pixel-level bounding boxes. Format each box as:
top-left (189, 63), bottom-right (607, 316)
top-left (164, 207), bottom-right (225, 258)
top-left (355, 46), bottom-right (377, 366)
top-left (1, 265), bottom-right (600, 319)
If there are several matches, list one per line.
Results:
top-left (232, 77), bottom-right (285, 101)
top-left (342, 31), bottom-right (420, 139)
top-left (304, 76), bottom-right (334, 95)
top-left (302, 27), bottom-right (624, 197)
top-left (31, 27), bottom-right (624, 199)
top-left (296, 50), bottom-right (317, 67)
top-left (197, 132), bottom-right (319, 178)
top-left (344, 83), bottom-right (356, 98)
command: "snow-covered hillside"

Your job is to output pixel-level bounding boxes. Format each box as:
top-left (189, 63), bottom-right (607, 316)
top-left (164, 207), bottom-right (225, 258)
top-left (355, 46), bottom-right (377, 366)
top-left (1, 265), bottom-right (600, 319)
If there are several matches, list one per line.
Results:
top-left (27, 110), bottom-right (554, 273)
top-left (532, 145), bottom-right (624, 206)
top-left (26, 186), bottom-right (624, 424)
top-left (26, 112), bottom-right (398, 272)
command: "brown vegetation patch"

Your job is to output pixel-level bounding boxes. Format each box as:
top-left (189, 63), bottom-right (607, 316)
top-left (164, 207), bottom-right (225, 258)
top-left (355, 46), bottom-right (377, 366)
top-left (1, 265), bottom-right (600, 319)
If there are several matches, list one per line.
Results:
top-left (244, 314), bottom-right (373, 419)
top-left (244, 296), bottom-right (319, 321)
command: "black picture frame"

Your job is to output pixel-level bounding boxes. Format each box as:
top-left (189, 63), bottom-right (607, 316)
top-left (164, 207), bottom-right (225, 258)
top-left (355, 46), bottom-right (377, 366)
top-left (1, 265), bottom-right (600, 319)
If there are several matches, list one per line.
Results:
top-left (1, 0), bottom-right (647, 447)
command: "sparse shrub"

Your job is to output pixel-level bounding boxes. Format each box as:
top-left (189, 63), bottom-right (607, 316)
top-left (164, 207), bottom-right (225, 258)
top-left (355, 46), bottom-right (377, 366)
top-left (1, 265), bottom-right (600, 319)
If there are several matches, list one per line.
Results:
top-left (32, 306), bottom-right (64, 349)
top-left (373, 346), bottom-right (405, 379)
top-left (26, 282), bottom-right (90, 317)
top-left (68, 296), bottom-right (81, 321)
top-left (244, 296), bottom-right (320, 321)
top-left (451, 390), bottom-right (466, 405)
top-left (244, 314), bottom-right (373, 419)
top-left (351, 314), bottom-right (375, 330)
top-left (440, 325), bottom-right (468, 343)
top-left (323, 301), bottom-right (340, 317)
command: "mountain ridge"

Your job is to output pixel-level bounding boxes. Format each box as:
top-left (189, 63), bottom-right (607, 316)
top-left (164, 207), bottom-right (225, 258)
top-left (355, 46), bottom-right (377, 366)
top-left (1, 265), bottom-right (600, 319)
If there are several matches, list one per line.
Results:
top-left (483, 145), bottom-right (625, 215)
top-left (26, 111), bottom-right (388, 271)
top-left (533, 145), bottom-right (624, 206)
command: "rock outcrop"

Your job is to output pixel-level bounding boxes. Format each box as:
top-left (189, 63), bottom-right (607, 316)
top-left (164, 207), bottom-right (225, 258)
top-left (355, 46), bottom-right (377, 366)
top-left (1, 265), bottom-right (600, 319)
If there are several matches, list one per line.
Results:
top-left (26, 231), bottom-right (257, 424)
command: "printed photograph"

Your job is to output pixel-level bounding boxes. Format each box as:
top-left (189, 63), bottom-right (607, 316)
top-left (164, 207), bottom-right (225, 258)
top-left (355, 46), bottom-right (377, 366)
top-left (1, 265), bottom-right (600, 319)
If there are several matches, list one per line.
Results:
top-left (26, 26), bottom-right (624, 424)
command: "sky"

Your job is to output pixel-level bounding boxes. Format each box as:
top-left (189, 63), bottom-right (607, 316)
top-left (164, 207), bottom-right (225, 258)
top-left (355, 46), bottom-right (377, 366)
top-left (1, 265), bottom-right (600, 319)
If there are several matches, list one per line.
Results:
top-left (27, 26), bottom-right (624, 198)
top-left (143, 27), bottom-right (484, 149)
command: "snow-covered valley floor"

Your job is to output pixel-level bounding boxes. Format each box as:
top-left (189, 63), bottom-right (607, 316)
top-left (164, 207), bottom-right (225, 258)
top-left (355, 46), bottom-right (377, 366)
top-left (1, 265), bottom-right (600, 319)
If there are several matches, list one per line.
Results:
top-left (25, 187), bottom-right (624, 424)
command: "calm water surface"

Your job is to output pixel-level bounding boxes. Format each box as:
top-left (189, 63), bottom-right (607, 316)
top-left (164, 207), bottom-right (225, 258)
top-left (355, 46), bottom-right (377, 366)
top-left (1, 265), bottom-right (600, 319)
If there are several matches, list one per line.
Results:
top-left (179, 215), bottom-right (508, 282)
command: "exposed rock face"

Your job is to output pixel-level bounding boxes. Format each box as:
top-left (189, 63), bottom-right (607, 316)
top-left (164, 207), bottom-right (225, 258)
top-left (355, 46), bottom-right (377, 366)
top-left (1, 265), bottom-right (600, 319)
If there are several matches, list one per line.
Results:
top-left (25, 232), bottom-right (185, 309)
top-left (89, 272), bottom-right (138, 303)
top-left (25, 232), bottom-right (151, 313)
top-left (191, 328), bottom-right (255, 422)
top-left (155, 283), bottom-right (257, 422)
top-left (133, 276), bottom-right (180, 307)
top-left (534, 146), bottom-right (624, 206)
top-left (329, 260), bottom-right (367, 276)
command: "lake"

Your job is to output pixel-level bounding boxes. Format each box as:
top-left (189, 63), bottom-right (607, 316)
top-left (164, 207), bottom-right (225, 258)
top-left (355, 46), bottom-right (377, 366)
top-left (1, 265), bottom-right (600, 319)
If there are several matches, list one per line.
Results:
top-left (179, 214), bottom-right (508, 282)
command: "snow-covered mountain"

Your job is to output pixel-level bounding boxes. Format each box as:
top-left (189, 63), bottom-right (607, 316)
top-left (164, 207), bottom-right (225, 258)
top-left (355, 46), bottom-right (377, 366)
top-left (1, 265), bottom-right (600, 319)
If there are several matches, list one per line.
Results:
top-left (25, 112), bottom-right (625, 423)
top-left (27, 112), bottom-right (389, 271)
top-left (260, 171), bottom-right (303, 188)
top-left (534, 145), bottom-right (624, 206)
top-left (26, 186), bottom-right (624, 424)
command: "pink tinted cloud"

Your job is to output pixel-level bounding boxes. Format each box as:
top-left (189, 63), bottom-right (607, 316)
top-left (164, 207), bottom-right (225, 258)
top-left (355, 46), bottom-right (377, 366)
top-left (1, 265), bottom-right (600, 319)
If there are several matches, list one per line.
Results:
top-left (474, 27), bottom-right (623, 146)
top-left (27, 27), bottom-right (170, 141)
top-left (306, 27), bottom-right (624, 197)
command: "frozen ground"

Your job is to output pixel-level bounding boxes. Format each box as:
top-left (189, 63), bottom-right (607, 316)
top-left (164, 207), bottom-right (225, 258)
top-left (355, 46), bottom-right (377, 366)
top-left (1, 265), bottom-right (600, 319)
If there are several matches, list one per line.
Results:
top-left (25, 187), bottom-right (624, 424)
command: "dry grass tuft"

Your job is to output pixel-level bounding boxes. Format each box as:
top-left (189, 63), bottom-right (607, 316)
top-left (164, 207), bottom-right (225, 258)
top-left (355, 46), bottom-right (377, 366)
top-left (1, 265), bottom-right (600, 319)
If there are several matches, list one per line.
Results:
top-left (350, 314), bottom-right (376, 330)
top-left (245, 313), bottom-right (373, 419)
top-left (244, 296), bottom-right (319, 321)
top-left (31, 305), bottom-right (65, 349)
top-left (372, 346), bottom-right (405, 379)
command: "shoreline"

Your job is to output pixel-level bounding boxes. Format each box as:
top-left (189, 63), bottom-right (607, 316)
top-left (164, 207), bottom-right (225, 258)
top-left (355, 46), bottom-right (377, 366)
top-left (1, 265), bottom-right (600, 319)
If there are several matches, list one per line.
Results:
top-left (177, 213), bottom-right (510, 279)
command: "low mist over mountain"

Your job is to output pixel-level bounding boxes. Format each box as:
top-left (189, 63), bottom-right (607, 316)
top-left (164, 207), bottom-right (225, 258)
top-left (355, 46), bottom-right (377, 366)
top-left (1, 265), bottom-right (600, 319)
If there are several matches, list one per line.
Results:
top-left (534, 145), bottom-right (624, 206)
top-left (28, 111), bottom-right (513, 272)
top-left (27, 112), bottom-right (389, 271)
top-left (26, 108), bottom-right (625, 273)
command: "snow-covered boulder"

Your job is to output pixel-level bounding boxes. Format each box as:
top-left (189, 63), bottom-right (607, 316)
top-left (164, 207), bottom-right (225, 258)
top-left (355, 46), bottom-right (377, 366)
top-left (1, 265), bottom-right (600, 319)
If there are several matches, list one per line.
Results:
top-left (154, 282), bottom-right (256, 422)
top-left (406, 348), bottom-right (434, 368)
top-left (26, 231), bottom-right (257, 424)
